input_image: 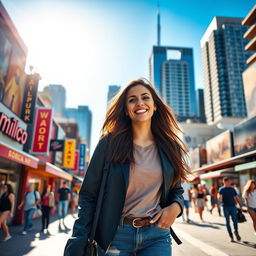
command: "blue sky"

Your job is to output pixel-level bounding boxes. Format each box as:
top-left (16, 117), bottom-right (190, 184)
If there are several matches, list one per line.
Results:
top-left (2, 0), bottom-right (254, 151)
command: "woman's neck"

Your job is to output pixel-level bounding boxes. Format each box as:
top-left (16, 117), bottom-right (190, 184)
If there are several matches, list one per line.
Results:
top-left (132, 121), bottom-right (154, 147)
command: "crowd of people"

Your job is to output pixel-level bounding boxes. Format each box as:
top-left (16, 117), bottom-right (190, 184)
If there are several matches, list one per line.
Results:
top-left (0, 181), bottom-right (79, 241)
top-left (182, 177), bottom-right (256, 242)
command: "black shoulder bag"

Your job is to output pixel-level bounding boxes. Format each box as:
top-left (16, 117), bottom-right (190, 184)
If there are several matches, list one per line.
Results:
top-left (84, 159), bottom-right (110, 256)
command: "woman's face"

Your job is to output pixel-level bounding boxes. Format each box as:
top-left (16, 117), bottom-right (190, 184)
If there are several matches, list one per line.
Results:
top-left (126, 85), bottom-right (156, 124)
top-left (250, 182), bottom-right (255, 190)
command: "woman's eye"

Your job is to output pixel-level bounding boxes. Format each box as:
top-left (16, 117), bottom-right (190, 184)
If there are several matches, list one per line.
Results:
top-left (129, 98), bottom-right (136, 103)
top-left (143, 96), bottom-right (150, 100)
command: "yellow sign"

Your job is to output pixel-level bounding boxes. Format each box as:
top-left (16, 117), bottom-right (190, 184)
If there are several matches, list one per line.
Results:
top-left (63, 139), bottom-right (76, 168)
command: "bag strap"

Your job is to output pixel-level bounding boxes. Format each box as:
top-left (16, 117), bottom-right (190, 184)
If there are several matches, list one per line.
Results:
top-left (88, 138), bottom-right (110, 242)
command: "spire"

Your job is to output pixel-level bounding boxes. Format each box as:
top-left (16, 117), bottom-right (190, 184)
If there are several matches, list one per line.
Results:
top-left (157, 0), bottom-right (161, 46)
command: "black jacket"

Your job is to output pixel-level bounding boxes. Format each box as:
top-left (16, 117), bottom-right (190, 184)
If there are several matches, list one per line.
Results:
top-left (64, 136), bottom-right (184, 255)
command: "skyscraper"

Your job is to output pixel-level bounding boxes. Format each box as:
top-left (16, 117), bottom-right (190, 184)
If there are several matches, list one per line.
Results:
top-left (65, 105), bottom-right (92, 149)
top-left (149, 5), bottom-right (196, 120)
top-left (201, 17), bottom-right (252, 124)
top-left (107, 85), bottom-right (121, 108)
top-left (196, 88), bottom-right (206, 123)
top-left (41, 84), bottom-right (66, 116)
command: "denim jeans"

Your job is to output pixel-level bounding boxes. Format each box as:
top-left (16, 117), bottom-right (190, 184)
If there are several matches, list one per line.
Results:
top-left (98, 222), bottom-right (172, 256)
top-left (223, 206), bottom-right (238, 237)
top-left (58, 200), bottom-right (69, 219)
top-left (24, 208), bottom-right (36, 232)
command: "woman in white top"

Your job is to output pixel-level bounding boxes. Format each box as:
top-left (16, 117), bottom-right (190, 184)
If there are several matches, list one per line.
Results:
top-left (242, 180), bottom-right (256, 234)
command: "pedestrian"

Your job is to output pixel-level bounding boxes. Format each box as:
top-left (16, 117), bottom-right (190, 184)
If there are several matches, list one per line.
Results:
top-left (18, 183), bottom-right (40, 235)
top-left (210, 183), bottom-right (221, 216)
top-left (242, 179), bottom-right (256, 235)
top-left (181, 182), bottom-right (191, 223)
top-left (64, 78), bottom-right (189, 256)
top-left (41, 185), bottom-right (55, 233)
top-left (218, 177), bottom-right (243, 242)
top-left (191, 184), bottom-right (198, 211)
top-left (195, 184), bottom-right (206, 222)
top-left (71, 187), bottom-right (78, 217)
top-left (0, 184), bottom-right (15, 241)
top-left (57, 181), bottom-right (71, 225)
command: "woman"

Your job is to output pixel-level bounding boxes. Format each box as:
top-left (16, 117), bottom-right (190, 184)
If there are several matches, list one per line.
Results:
top-left (0, 184), bottom-right (15, 241)
top-left (209, 184), bottom-right (221, 216)
top-left (242, 180), bottom-right (256, 235)
top-left (195, 184), bottom-right (206, 222)
top-left (41, 185), bottom-right (55, 233)
top-left (64, 79), bottom-right (189, 256)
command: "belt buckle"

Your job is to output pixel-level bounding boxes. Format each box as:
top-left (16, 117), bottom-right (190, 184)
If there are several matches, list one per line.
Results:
top-left (132, 217), bottom-right (143, 228)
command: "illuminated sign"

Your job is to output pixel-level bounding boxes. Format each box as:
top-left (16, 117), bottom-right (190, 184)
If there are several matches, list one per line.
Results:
top-left (79, 144), bottom-right (85, 173)
top-left (63, 139), bottom-right (76, 168)
top-left (21, 74), bottom-right (39, 123)
top-left (0, 112), bottom-right (28, 144)
top-left (32, 108), bottom-right (52, 154)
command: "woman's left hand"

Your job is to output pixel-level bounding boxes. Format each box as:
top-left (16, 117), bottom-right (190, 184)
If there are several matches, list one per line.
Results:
top-left (150, 202), bottom-right (181, 229)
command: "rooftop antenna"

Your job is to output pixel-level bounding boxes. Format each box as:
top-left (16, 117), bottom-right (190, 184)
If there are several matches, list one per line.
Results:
top-left (157, 0), bottom-right (161, 46)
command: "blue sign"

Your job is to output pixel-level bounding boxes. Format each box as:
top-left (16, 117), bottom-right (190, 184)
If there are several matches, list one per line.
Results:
top-left (79, 144), bottom-right (86, 173)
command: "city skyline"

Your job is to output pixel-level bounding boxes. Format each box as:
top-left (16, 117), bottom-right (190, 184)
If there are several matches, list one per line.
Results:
top-left (2, 0), bottom-right (254, 150)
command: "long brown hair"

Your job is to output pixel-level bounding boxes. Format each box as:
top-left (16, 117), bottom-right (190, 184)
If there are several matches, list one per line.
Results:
top-left (242, 179), bottom-right (256, 197)
top-left (101, 78), bottom-right (190, 185)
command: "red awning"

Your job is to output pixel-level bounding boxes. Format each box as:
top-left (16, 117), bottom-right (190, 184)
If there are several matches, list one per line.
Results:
top-left (42, 162), bottom-right (72, 181)
top-left (0, 141), bottom-right (39, 168)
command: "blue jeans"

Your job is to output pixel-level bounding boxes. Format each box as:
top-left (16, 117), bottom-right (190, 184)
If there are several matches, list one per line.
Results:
top-left (99, 222), bottom-right (172, 256)
top-left (24, 208), bottom-right (36, 232)
top-left (58, 200), bottom-right (68, 219)
top-left (223, 206), bottom-right (238, 237)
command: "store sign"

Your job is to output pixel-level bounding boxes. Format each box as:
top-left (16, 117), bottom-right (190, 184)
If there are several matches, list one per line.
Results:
top-left (32, 108), bottom-right (52, 154)
top-left (21, 74), bottom-right (39, 123)
top-left (50, 139), bottom-right (64, 151)
top-left (71, 150), bottom-right (79, 172)
top-left (0, 142), bottom-right (38, 168)
top-left (0, 112), bottom-right (28, 144)
top-left (63, 139), bottom-right (76, 168)
top-left (78, 144), bottom-right (86, 173)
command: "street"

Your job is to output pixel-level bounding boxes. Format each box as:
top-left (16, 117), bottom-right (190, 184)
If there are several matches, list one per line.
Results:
top-left (0, 209), bottom-right (255, 256)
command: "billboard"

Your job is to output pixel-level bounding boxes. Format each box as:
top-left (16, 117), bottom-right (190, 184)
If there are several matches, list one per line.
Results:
top-left (50, 139), bottom-right (64, 151)
top-left (233, 115), bottom-right (256, 156)
top-left (243, 63), bottom-right (256, 118)
top-left (63, 139), bottom-right (76, 168)
top-left (32, 108), bottom-right (53, 154)
top-left (78, 144), bottom-right (86, 175)
top-left (206, 130), bottom-right (233, 164)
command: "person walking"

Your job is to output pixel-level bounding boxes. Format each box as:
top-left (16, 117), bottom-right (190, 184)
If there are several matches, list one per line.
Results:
top-left (70, 187), bottom-right (78, 217)
top-left (181, 182), bottom-right (191, 223)
top-left (0, 184), bottom-right (15, 241)
top-left (64, 78), bottom-right (189, 256)
top-left (210, 184), bottom-right (221, 216)
top-left (57, 181), bottom-right (71, 225)
top-left (195, 184), bottom-right (206, 222)
top-left (41, 185), bottom-right (55, 233)
top-left (218, 177), bottom-right (243, 242)
top-left (18, 183), bottom-right (40, 235)
top-left (242, 180), bottom-right (256, 235)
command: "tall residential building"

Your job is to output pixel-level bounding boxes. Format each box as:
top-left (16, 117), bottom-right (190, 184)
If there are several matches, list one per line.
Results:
top-left (149, 46), bottom-right (197, 119)
top-left (41, 84), bottom-right (66, 116)
top-left (107, 85), bottom-right (121, 108)
top-left (201, 17), bottom-right (252, 124)
top-left (65, 105), bottom-right (92, 149)
top-left (197, 88), bottom-right (206, 123)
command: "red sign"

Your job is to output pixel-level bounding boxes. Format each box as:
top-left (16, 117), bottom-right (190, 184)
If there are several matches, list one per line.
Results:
top-left (32, 108), bottom-right (52, 154)
top-left (0, 142), bottom-right (38, 168)
top-left (71, 150), bottom-right (79, 172)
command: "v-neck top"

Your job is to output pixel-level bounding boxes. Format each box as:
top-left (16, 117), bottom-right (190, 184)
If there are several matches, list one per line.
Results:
top-left (122, 143), bottom-right (163, 217)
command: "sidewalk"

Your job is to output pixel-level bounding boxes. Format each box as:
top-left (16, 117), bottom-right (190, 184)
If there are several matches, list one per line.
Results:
top-left (0, 213), bottom-right (75, 256)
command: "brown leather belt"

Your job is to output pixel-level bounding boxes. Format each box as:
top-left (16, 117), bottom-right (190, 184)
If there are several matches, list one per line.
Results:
top-left (123, 217), bottom-right (152, 228)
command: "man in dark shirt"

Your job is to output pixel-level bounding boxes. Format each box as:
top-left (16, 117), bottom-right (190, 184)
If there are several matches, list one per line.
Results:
top-left (58, 181), bottom-right (71, 225)
top-left (218, 177), bottom-right (243, 242)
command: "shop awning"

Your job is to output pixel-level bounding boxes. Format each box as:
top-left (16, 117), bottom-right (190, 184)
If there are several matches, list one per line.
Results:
top-left (235, 161), bottom-right (256, 172)
top-left (0, 141), bottom-right (39, 168)
top-left (42, 162), bottom-right (73, 181)
top-left (192, 150), bottom-right (256, 174)
top-left (200, 170), bottom-right (238, 180)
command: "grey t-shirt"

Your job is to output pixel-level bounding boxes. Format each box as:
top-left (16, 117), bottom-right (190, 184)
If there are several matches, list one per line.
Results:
top-left (24, 191), bottom-right (40, 211)
top-left (122, 143), bottom-right (163, 218)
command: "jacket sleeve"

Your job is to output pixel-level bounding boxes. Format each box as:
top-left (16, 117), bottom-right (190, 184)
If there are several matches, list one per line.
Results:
top-left (64, 137), bottom-right (108, 256)
top-left (168, 181), bottom-right (184, 218)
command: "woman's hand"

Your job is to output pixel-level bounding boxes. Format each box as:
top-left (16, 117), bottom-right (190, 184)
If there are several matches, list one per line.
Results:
top-left (150, 202), bottom-right (181, 229)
